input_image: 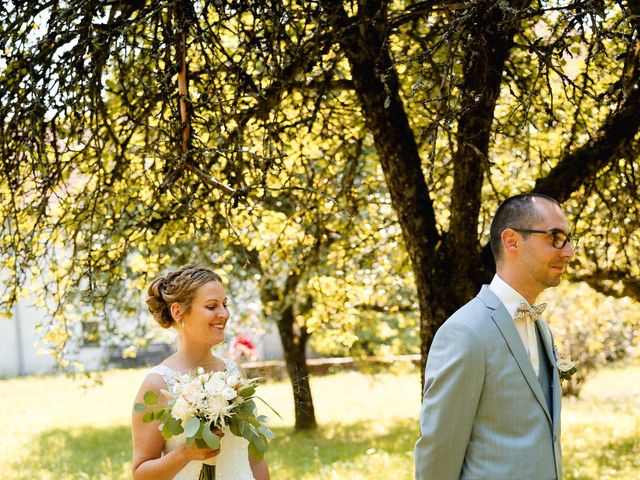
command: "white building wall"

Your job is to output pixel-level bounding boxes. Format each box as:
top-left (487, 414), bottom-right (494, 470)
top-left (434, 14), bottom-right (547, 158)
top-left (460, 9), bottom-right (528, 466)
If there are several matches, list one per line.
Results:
top-left (0, 301), bottom-right (104, 377)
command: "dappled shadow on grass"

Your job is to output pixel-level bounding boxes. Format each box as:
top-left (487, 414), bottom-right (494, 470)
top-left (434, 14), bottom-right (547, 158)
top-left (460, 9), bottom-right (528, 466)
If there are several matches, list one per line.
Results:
top-left (593, 435), bottom-right (640, 473)
top-left (565, 432), bottom-right (640, 480)
top-left (267, 419), bottom-right (418, 476)
top-left (11, 420), bottom-right (418, 479)
top-left (10, 425), bottom-right (131, 480)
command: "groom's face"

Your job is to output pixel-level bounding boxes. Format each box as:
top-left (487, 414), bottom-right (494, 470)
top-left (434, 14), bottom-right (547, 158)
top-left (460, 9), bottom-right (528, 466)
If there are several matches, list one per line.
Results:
top-left (517, 200), bottom-right (574, 291)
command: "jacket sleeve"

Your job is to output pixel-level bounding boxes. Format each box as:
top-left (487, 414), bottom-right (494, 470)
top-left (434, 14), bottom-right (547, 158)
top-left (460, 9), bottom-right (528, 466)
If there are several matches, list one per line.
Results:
top-left (414, 320), bottom-right (485, 480)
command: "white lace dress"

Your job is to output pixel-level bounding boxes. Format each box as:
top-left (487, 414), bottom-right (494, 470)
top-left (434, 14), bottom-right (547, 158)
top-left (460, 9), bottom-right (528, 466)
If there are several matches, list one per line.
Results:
top-left (147, 361), bottom-right (256, 480)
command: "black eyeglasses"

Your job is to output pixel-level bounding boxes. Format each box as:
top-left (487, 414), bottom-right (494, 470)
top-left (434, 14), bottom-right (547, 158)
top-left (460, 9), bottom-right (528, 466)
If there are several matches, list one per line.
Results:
top-left (512, 228), bottom-right (578, 250)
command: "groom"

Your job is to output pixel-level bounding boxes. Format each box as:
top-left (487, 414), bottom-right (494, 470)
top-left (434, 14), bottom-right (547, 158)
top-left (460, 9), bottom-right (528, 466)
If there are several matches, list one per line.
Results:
top-left (414, 193), bottom-right (576, 479)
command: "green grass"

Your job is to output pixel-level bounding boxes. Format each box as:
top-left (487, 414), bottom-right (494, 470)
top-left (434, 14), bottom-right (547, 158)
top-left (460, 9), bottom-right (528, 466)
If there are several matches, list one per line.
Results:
top-left (2, 362), bottom-right (639, 479)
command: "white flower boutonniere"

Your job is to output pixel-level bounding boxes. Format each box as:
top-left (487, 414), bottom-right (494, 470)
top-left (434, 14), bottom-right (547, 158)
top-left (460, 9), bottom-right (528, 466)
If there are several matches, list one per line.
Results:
top-left (556, 358), bottom-right (577, 380)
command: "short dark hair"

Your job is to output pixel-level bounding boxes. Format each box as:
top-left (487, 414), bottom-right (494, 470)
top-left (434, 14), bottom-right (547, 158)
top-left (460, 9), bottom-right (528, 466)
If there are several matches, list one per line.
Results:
top-left (490, 193), bottom-right (560, 263)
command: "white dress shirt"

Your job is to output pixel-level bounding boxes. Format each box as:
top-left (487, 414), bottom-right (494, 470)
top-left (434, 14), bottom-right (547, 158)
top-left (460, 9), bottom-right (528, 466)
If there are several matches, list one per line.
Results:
top-left (489, 274), bottom-right (540, 377)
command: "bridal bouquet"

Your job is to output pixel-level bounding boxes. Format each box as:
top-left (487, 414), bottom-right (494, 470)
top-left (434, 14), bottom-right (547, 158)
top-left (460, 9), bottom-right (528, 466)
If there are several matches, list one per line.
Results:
top-left (135, 367), bottom-right (276, 480)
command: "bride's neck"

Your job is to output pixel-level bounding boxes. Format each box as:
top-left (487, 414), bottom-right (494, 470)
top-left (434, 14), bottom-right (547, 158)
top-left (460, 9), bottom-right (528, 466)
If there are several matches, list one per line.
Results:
top-left (173, 343), bottom-right (216, 371)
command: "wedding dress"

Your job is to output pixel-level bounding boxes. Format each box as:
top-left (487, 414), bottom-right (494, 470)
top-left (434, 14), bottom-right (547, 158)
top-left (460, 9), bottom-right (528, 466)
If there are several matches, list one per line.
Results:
top-left (148, 361), bottom-right (256, 480)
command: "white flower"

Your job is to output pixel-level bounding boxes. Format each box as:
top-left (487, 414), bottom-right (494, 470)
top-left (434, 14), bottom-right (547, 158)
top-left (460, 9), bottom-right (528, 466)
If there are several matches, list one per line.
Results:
top-left (206, 375), bottom-right (227, 394)
top-left (221, 386), bottom-right (238, 401)
top-left (557, 358), bottom-right (575, 372)
top-left (225, 373), bottom-right (241, 388)
top-left (171, 397), bottom-right (192, 423)
top-left (206, 395), bottom-right (230, 421)
top-left (181, 381), bottom-right (204, 404)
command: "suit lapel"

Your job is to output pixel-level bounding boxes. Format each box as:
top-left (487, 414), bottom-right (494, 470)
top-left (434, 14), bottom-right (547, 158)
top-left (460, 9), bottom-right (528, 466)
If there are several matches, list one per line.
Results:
top-left (478, 287), bottom-right (552, 424)
top-left (536, 319), bottom-right (562, 431)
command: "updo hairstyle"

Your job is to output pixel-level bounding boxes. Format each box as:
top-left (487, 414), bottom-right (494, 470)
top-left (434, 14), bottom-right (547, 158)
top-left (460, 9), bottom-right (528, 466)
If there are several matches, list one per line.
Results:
top-left (146, 265), bottom-right (222, 329)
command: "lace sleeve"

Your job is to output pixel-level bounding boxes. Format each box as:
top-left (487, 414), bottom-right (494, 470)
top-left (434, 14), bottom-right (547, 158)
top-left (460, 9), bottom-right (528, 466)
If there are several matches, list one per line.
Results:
top-left (147, 364), bottom-right (179, 390)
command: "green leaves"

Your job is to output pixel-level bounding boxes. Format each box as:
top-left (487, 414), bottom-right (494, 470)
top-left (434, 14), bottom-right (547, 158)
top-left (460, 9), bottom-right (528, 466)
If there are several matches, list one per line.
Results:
top-left (143, 391), bottom-right (158, 405)
top-left (183, 417), bottom-right (201, 437)
top-left (202, 422), bottom-right (221, 449)
top-left (239, 385), bottom-right (256, 398)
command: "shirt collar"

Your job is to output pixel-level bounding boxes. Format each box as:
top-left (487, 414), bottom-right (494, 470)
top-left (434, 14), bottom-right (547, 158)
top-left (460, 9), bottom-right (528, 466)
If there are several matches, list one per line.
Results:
top-left (488, 274), bottom-right (528, 319)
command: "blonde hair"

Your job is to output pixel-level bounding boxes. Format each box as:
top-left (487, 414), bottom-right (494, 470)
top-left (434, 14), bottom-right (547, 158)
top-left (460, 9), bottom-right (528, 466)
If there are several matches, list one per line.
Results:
top-left (146, 265), bottom-right (222, 328)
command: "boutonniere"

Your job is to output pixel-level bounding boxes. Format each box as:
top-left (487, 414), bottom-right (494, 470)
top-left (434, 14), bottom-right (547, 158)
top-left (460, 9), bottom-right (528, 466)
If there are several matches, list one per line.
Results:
top-left (556, 358), bottom-right (577, 380)
top-left (553, 345), bottom-right (577, 380)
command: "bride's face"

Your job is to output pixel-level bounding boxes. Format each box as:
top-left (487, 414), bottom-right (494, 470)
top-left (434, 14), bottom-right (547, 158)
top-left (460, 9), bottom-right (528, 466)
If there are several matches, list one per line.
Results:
top-left (180, 280), bottom-right (229, 347)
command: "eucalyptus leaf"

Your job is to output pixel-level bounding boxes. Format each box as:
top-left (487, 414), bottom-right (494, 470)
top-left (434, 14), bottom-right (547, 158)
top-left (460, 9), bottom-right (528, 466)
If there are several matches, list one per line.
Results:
top-left (229, 420), bottom-right (241, 437)
top-left (254, 434), bottom-right (268, 453)
top-left (258, 425), bottom-right (275, 440)
top-left (248, 442), bottom-right (264, 461)
top-left (240, 386), bottom-right (256, 398)
top-left (202, 422), bottom-right (221, 449)
top-left (143, 391), bottom-right (158, 405)
top-left (134, 403), bottom-right (147, 413)
top-left (184, 417), bottom-right (201, 438)
top-left (142, 411), bottom-right (154, 423)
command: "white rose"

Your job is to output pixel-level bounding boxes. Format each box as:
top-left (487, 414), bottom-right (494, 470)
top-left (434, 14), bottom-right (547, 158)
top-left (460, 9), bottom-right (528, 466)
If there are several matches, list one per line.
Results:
top-left (206, 376), bottom-right (226, 394)
top-left (182, 382), bottom-right (204, 403)
top-left (225, 373), bottom-right (241, 388)
top-left (171, 397), bottom-right (192, 423)
top-left (557, 358), bottom-right (575, 372)
top-left (221, 386), bottom-right (237, 401)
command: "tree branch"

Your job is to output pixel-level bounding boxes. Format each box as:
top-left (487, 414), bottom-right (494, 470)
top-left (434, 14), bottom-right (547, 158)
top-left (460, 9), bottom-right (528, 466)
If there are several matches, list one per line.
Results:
top-left (534, 62), bottom-right (640, 201)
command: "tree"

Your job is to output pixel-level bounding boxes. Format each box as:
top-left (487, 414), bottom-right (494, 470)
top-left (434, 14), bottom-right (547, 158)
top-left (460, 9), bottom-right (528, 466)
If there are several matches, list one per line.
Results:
top-left (2, 0), bottom-right (639, 405)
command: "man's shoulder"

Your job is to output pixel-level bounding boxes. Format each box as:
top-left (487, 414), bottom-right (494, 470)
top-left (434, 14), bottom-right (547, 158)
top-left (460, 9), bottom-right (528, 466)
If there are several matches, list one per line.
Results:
top-left (439, 292), bottom-right (495, 333)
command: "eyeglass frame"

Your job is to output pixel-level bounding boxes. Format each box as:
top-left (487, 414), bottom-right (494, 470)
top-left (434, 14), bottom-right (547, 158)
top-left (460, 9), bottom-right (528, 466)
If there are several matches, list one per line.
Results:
top-left (511, 228), bottom-right (578, 250)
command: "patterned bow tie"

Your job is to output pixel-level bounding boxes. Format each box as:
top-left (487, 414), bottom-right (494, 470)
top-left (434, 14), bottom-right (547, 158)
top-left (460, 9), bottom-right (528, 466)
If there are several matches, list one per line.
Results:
top-left (514, 302), bottom-right (547, 322)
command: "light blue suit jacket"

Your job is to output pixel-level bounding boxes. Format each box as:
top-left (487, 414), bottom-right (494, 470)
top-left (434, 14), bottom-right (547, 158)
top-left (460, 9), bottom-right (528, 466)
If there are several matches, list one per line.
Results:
top-left (414, 286), bottom-right (562, 480)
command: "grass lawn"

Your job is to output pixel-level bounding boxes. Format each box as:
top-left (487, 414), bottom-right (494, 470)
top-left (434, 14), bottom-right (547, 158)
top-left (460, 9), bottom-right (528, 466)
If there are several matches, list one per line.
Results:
top-left (1, 361), bottom-right (638, 479)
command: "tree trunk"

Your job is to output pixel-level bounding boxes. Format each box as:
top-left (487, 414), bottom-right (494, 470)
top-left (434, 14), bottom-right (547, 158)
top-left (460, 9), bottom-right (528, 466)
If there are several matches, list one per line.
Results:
top-left (276, 303), bottom-right (317, 430)
top-left (325, 0), bottom-right (526, 388)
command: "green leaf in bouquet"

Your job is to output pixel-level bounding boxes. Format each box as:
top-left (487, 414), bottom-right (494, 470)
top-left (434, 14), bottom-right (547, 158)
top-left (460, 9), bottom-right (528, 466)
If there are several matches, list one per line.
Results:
top-left (229, 419), bottom-right (241, 437)
top-left (246, 423), bottom-right (259, 442)
top-left (159, 410), bottom-right (173, 424)
top-left (134, 403), bottom-right (147, 413)
top-left (161, 422), bottom-right (173, 440)
top-left (257, 415), bottom-right (269, 423)
top-left (166, 417), bottom-right (183, 436)
top-left (185, 436), bottom-right (195, 446)
top-left (162, 416), bottom-right (182, 439)
top-left (154, 408), bottom-right (167, 420)
top-left (239, 386), bottom-right (256, 398)
top-left (237, 400), bottom-right (256, 417)
top-left (248, 441), bottom-right (264, 461)
top-left (195, 438), bottom-right (207, 449)
top-left (238, 420), bottom-right (246, 437)
top-left (246, 416), bottom-right (261, 427)
top-left (184, 417), bottom-right (200, 438)
top-left (257, 425), bottom-right (275, 440)
top-left (142, 411), bottom-right (155, 423)
top-left (143, 391), bottom-right (158, 405)
top-left (202, 422), bottom-right (221, 449)
top-left (253, 434), bottom-right (268, 453)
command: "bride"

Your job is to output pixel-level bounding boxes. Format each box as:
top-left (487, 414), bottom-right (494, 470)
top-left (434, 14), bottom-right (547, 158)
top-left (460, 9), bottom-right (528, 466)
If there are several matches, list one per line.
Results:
top-left (132, 265), bottom-right (270, 480)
